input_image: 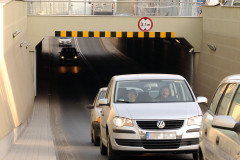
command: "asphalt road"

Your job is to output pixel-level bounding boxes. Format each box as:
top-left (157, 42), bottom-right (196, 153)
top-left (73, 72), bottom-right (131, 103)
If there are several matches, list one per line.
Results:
top-left (40, 37), bottom-right (194, 160)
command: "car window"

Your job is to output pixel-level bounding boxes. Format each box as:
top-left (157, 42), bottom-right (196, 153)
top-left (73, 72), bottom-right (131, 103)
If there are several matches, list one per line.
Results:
top-left (114, 79), bottom-right (194, 103)
top-left (105, 79), bottom-right (113, 103)
top-left (216, 83), bottom-right (238, 115)
top-left (228, 85), bottom-right (240, 122)
top-left (209, 83), bottom-right (228, 113)
top-left (62, 48), bottom-right (76, 52)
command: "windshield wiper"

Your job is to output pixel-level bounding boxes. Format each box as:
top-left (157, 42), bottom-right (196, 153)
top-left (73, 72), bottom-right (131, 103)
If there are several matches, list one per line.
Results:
top-left (116, 100), bottom-right (130, 103)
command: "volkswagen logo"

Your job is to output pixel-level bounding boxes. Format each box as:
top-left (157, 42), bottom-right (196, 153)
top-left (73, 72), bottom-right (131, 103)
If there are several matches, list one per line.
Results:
top-left (157, 121), bottom-right (165, 129)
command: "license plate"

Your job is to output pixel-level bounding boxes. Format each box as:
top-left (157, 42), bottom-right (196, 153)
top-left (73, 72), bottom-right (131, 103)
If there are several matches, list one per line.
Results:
top-left (146, 132), bottom-right (176, 140)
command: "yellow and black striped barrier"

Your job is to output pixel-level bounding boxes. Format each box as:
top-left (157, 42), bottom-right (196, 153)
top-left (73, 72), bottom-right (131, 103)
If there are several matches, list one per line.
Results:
top-left (55, 31), bottom-right (175, 38)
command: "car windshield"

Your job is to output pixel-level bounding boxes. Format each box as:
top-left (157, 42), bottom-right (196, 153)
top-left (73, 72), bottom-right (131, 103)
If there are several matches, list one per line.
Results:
top-left (62, 48), bottom-right (76, 52)
top-left (114, 80), bottom-right (194, 103)
top-left (60, 37), bottom-right (71, 40)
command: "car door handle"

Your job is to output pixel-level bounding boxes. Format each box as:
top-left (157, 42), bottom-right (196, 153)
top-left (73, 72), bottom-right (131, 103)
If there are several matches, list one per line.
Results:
top-left (216, 136), bottom-right (220, 145)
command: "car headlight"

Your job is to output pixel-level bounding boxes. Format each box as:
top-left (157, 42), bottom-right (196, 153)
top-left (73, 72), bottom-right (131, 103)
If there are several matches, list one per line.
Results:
top-left (187, 115), bottom-right (202, 126)
top-left (59, 41), bottom-right (62, 43)
top-left (113, 117), bottom-right (133, 127)
top-left (69, 41), bottom-right (71, 43)
top-left (61, 56), bottom-right (64, 59)
top-left (74, 56), bottom-right (78, 59)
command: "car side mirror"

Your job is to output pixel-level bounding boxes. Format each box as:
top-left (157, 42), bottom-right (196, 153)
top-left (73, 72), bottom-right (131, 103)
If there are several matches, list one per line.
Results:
top-left (197, 96), bottom-right (208, 104)
top-left (86, 104), bottom-right (94, 109)
top-left (212, 116), bottom-right (240, 133)
top-left (98, 98), bottom-right (109, 106)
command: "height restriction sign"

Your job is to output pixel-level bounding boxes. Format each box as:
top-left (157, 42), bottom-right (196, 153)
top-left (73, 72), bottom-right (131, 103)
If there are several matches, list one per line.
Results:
top-left (138, 17), bottom-right (153, 32)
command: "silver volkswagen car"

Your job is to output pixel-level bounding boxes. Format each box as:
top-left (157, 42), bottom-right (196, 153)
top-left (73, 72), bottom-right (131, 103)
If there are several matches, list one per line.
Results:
top-left (99, 74), bottom-right (207, 160)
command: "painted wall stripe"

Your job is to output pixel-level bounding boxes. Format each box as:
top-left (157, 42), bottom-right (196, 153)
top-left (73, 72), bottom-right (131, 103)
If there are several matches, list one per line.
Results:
top-left (105, 31), bottom-right (111, 37)
top-left (94, 31), bottom-right (100, 37)
top-left (160, 32), bottom-right (166, 38)
top-left (55, 31), bottom-right (175, 38)
top-left (116, 32), bottom-right (122, 37)
top-left (72, 31), bottom-right (77, 37)
top-left (127, 32), bottom-right (133, 38)
top-left (60, 31), bottom-right (66, 37)
top-left (66, 31), bottom-right (72, 37)
top-left (83, 31), bottom-right (88, 37)
top-left (138, 32), bottom-right (144, 38)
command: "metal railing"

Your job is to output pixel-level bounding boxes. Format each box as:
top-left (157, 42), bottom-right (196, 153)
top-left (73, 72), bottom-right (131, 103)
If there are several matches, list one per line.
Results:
top-left (26, 0), bottom-right (204, 16)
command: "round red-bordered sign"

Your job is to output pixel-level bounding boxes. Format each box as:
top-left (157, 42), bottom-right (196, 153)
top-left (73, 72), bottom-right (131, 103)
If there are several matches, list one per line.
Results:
top-left (138, 17), bottom-right (153, 32)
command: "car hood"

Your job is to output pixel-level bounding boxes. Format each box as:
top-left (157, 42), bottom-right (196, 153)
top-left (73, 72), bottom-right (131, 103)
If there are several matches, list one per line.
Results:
top-left (114, 102), bottom-right (200, 120)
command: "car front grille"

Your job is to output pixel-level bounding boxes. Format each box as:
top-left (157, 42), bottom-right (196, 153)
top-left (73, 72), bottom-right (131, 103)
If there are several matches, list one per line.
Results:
top-left (115, 138), bottom-right (199, 149)
top-left (136, 120), bottom-right (184, 130)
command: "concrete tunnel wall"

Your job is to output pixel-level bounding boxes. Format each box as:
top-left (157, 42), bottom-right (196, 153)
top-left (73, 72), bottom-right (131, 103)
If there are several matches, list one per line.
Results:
top-left (0, 1), bottom-right (35, 158)
top-left (195, 6), bottom-right (240, 101)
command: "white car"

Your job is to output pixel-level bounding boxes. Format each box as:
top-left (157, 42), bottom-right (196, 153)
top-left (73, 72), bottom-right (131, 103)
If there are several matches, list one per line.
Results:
top-left (59, 37), bottom-right (72, 47)
top-left (98, 74), bottom-right (207, 160)
top-left (199, 74), bottom-right (240, 160)
top-left (87, 87), bottom-right (107, 146)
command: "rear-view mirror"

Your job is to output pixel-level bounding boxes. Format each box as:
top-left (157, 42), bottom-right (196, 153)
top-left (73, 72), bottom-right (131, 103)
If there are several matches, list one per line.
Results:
top-left (86, 104), bottom-right (94, 109)
top-left (212, 116), bottom-right (240, 133)
top-left (98, 98), bottom-right (108, 106)
top-left (197, 96), bottom-right (208, 104)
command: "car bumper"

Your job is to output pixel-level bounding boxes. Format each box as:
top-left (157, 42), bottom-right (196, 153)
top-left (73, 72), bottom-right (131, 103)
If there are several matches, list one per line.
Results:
top-left (59, 43), bottom-right (72, 46)
top-left (108, 121), bottom-right (200, 152)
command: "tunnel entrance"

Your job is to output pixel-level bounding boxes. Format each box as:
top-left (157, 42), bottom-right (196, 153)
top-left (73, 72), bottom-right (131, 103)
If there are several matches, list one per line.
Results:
top-left (36, 37), bottom-right (193, 100)
top-left (35, 36), bottom-right (195, 159)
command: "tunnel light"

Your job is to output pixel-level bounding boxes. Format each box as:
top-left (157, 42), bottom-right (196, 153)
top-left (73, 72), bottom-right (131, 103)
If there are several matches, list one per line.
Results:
top-left (189, 48), bottom-right (194, 53)
top-left (13, 30), bottom-right (21, 38)
top-left (207, 43), bottom-right (216, 51)
top-left (175, 39), bottom-right (180, 44)
top-left (26, 43), bottom-right (31, 49)
top-left (20, 41), bottom-right (27, 48)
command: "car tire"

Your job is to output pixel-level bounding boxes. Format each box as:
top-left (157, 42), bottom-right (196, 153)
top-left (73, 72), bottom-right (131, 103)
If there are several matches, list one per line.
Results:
top-left (107, 134), bottom-right (119, 160)
top-left (100, 135), bottom-right (107, 155)
top-left (91, 126), bottom-right (94, 143)
top-left (193, 149), bottom-right (204, 160)
top-left (93, 127), bottom-right (100, 146)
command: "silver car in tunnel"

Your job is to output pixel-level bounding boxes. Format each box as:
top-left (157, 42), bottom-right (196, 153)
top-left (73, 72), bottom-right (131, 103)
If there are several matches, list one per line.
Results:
top-left (87, 87), bottom-right (107, 146)
top-left (98, 74), bottom-right (207, 160)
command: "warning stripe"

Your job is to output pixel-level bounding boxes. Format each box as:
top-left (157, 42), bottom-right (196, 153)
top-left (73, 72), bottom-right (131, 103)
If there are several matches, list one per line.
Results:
top-left (55, 31), bottom-right (175, 38)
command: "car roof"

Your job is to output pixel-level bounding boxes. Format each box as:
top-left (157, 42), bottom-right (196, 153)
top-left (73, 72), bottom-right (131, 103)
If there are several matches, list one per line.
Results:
top-left (220, 74), bottom-right (240, 84)
top-left (112, 74), bottom-right (185, 81)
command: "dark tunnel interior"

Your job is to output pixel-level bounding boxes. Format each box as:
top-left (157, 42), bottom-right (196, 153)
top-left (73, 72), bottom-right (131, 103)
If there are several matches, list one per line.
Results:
top-left (37, 37), bottom-right (193, 102)
top-left (35, 37), bottom-right (196, 160)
